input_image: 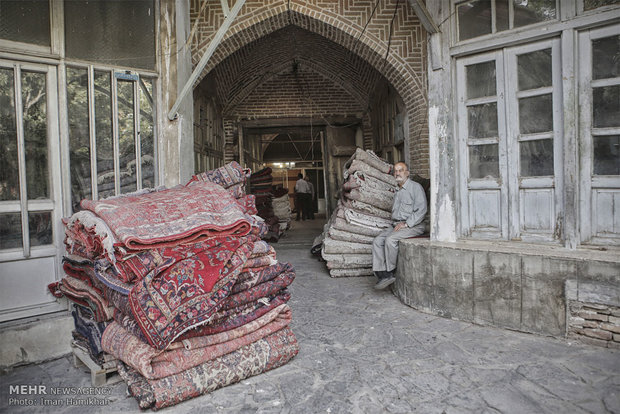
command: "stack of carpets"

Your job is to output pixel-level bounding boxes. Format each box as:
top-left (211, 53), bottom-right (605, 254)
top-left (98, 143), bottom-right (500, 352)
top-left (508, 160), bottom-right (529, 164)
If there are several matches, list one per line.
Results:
top-left (320, 148), bottom-right (397, 277)
top-left (51, 169), bottom-right (298, 409)
top-left (71, 304), bottom-right (116, 368)
top-left (248, 167), bottom-right (283, 242)
top-left (272, 186), bottom-right (291, 232)
top-left (49, 253), bottom-right (117, 368)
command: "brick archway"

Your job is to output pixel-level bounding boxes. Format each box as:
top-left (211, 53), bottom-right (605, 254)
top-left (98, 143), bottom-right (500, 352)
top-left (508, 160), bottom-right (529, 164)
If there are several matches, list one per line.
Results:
top-left (191, 1), bottom-right (428, 173)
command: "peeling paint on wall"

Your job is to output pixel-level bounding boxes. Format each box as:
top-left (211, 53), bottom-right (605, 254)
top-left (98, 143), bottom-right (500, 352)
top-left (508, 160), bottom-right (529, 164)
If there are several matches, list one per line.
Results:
top-left (429, 105), bottom-right (456, 242)
top-left (437, 195), bottom-right (456, 242)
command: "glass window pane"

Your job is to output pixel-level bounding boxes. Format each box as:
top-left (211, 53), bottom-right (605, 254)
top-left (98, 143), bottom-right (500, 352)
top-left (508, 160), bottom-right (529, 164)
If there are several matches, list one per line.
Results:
top-left (67, 67), bottom-right (91, 211)
top-left (118, 80), bottom-right (137, 194)
top-left (140, 78), bottom-right (155, 189)
top-left (519, 94), bottom-right (553, 134)
top-left (496, 0), bottom-right (509, 31)
top-left (513, 0), bottom-right (556, 28)
top-left (65, 0), bottom-right (155, 70)
top-left (520, 139), bottom-right (554, 176)
top-left (0, 0), bottom-right (50, 46)
top-left (0, 213), bottom-right (22, 249)
top-left (466, 61), bottom-right (496, 99)
top-left (94, 71), bottom-right (115, 200)
top-left (29, 211), bottom-right (52, 246)
top-left (593, 135), bottom-right (620, 175)
top-left (592, 35), bottom-right (620, 80)
top-left (593, 86), bottom-right (620, 129)
top-left (468, 103), bottom-right (498, 138)
top-left (0, 68), bottom-right (19, 201)
top-left (469, 144), bottom-right (499, 178)
top-left (22, 71), bottom-right (49, 200)
top-left (584, 0), bottom-right (620, 11)
top-left (518, 49), bottom-right (552, 90)
top-left (458, 0), bottom-right (492, 41)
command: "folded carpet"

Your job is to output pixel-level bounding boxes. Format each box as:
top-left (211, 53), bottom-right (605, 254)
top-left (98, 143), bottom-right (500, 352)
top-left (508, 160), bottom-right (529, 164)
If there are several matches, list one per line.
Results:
top-left (80, 181), bottom-right (252, 251)
top-left (322, 236), bottom-right (372, 254)
top-left (117, 326), bottom-right (299, 410)
top-left (103, 304), bottom-right (292, 379)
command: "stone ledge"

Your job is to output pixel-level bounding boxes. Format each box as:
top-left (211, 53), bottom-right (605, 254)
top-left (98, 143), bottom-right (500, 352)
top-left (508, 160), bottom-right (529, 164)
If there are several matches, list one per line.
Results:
top-left (400, 238), bottom-right (620, 264)
top-left (394, 239), bottom-right (620, 338)
top-left (0, 313), bottom-right (73, 369)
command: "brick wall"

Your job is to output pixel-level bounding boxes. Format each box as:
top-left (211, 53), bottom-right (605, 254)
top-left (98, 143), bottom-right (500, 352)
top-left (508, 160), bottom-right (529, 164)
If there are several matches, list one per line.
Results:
top-left (223, 119), bottom-right (237, 164)
top-left (568, 301), bottom-right (620, 349)
top-left (191, 0), bottom-right (429, 176)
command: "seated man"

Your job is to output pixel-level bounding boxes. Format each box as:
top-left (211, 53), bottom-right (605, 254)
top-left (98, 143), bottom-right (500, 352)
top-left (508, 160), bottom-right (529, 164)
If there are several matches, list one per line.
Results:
top-left (372, 161), bottom-right (427, 290)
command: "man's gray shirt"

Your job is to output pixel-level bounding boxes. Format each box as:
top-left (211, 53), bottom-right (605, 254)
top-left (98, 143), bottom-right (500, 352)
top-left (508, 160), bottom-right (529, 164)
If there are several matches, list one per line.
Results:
top-left (391, 178), bottom-right (427, 228)
top-left (295, 179), bottom-right (311, 194)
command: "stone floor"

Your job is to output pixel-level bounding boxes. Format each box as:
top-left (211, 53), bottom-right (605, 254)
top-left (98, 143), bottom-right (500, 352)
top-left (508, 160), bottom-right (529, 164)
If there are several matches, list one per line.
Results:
top-left (1, 217), bottom-right (619, 413)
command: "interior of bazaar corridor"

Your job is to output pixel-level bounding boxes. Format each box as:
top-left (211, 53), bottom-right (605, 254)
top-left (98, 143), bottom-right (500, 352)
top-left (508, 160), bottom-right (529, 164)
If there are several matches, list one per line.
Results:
top-left (194, 23), bottom-right (422, 218)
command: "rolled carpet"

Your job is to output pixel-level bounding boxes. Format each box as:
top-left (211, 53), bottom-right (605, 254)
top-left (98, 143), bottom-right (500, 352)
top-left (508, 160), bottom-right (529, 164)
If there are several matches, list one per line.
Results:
top-left (322, 236), bottom-right (372, 255)
top-left (332, 216), bottom-right (383, 237)
top-left (344, 148), bottom-right (392, 175)
top-left (321, 252), bottom-right (373, 268)
top-left (344, 159), bottom-right (397, 186)
top-left (329, 268), bottom-right (374, 277)
top-left (327, 227), bottom-right (375, 245)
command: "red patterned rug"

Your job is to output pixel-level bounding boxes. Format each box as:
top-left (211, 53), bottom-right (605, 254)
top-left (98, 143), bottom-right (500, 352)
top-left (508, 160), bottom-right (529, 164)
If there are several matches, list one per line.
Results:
top-left (80, 182), bottom-right (252, 250)
top-left (187, 161), bottom-right (249, 189)
top-left (129, 236), bottom-right (257, 350)
top-left (102, 304), bottom-right (292, 379)
top-left (117, 326), bottom-right (299, 409)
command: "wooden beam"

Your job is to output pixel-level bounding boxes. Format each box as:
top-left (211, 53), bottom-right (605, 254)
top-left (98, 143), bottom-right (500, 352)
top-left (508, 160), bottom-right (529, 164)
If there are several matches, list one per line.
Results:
top-left (168, 0), bottom-right (246, 120)
top-left (407, 0), bottom-right (440, 34)
top-left (219, 0), bottom-right (230, 17)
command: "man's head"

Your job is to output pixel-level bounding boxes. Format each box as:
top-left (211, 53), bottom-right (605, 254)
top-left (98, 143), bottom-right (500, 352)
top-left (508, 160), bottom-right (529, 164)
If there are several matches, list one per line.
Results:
top-left (298, 173), bottom-right (303, 179)
top-left (393, 161), bottom-right (409, 187)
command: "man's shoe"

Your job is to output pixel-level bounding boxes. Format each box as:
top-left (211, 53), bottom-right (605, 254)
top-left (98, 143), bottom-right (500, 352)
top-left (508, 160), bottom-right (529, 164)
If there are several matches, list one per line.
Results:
top-left (374, 275), bottom-right (396, 290)
top-left (374, 271), bottom-right (386, 280)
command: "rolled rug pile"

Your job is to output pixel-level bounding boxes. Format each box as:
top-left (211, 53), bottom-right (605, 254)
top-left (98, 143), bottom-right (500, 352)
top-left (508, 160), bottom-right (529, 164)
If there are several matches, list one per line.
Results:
top-left (319, 148), bottom-right (397, 277)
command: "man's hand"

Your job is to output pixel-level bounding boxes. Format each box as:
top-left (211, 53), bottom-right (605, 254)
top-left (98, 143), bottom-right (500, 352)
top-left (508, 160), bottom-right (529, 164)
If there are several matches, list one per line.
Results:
top-left (394, 222), bottom-right (408, 231)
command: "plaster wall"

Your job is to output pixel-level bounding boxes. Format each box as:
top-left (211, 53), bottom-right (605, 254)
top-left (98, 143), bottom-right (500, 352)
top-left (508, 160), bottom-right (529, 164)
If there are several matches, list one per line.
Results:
top-left (159, 0), bottom-right (194, 187)
top-left (0, 315), bottom-right (73, 369)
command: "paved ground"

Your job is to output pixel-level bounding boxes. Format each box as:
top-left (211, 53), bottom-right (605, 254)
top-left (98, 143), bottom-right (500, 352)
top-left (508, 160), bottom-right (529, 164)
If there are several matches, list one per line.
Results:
top-left (1, 217), bottom-right (619, 413)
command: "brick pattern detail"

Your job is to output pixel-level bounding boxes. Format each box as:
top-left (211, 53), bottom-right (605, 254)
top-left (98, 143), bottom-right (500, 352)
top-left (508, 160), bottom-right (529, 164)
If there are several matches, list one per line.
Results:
top-left (568, 301), bottom-right (620, 349)
top-left (223, 119), bottom-right (237, 163)
top-left (189, 0), bottom-right (429, 176)
top-left (231, 63), bottom-right (365, 119)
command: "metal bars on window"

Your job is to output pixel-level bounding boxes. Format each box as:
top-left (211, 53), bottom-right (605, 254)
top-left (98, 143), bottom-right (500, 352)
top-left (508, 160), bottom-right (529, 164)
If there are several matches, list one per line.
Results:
top-left (13, 65), bottom-right (30, 256)
top-left (67, 66), bottom-right (157, 211)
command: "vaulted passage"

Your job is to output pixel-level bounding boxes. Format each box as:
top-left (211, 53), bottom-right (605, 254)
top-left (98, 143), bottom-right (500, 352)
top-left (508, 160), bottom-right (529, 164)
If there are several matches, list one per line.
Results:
top-left (195, 25), bottom-right (412, 215)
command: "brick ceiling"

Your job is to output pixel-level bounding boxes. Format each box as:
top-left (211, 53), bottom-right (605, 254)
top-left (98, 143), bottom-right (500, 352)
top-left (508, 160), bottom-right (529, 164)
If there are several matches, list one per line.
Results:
top-left (209, 25), bottom-right (385, 116)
